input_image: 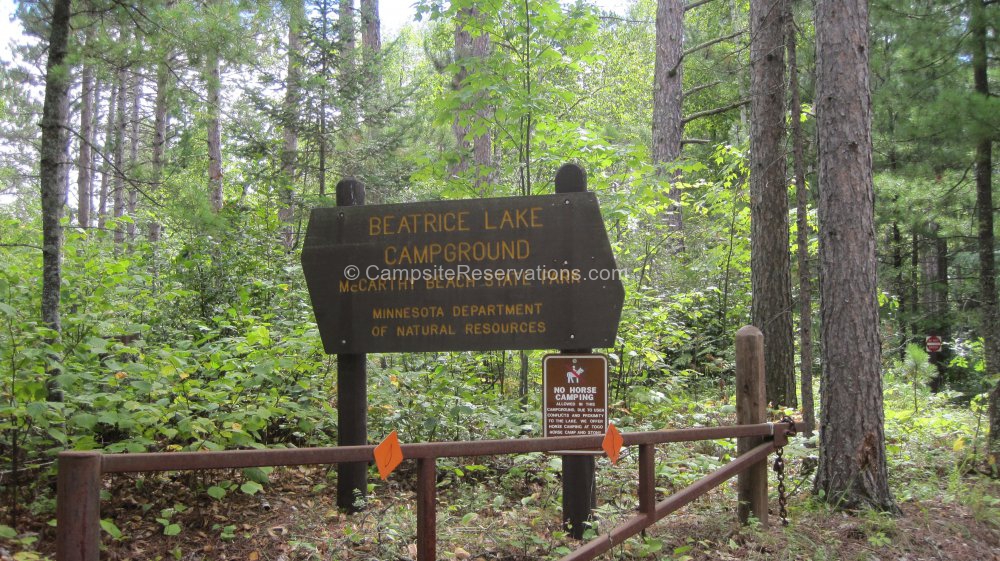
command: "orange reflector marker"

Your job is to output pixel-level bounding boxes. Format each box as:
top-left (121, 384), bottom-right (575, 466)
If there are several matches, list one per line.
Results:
top-left (602, 423), bottom-right (623, 464)
top-left (374, 430), bottom-right (404, 480)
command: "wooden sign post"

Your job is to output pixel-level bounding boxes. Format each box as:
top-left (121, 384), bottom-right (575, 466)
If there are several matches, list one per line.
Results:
top-left (335, 179), bottom-right (368, 513)
top-left (553, 164), bottom-right (599, 539)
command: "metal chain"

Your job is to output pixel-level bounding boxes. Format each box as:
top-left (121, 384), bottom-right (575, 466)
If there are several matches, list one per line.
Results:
top-left (772, 415), bottom-right (796, 526)
top-left (773, 445), bottom-right (788, 526)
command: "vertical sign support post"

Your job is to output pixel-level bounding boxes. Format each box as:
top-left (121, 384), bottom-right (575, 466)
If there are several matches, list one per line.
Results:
top-left (555, 163), bottom-right (597, 539)
top-left (336, 178), bottom-right (368, 512)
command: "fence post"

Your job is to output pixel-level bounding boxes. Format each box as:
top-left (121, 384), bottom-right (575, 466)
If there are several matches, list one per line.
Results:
top-left (56, 451), bottom-right (102, 561)
top-left (336, 178), bottom-right (369, 513)
top-left (416, 458), bottom-right (437, 561)
top-left (735, 325), bottom-right (768, 527)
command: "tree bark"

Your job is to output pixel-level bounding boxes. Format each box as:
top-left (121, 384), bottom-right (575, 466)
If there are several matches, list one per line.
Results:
top-left (40, 0), bottom-right (73, 402)
top-left (339, 0), bottom-right (357, 130)
top-left (786, 0), bottom-right (813, 432)
top-left (750, 0), bottom-right (795, 408)
top-left (360, 0), bottom-right (380, 56)
top-left (77, 29), bottom-right (95, 229)
top-left (206, 47), bottom-right (224, 213)
top-left (112, 63), bottom-right (127, 245)
top-left (450, 7), bottom-right (492, 193)
top-left (970, 0), bottom-right (1000, 472)
top-left (890, 221), bottom-right (909, 359)
top-left (813, 0), bottom-right (898, 512)
top-left (150, 56), bottom-right (169, 242)
top-left (281, 0), bottom-right (303, 249)
top-left (652, 0), bottom-right (684, 234)
top-left (126, 74), bottom-right (142, 242)
top-left (97, 74), bottom-right (118, 231)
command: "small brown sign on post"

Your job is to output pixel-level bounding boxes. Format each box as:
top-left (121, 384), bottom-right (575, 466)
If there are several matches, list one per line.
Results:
top-left (543, 354), bottom-right (608, 438)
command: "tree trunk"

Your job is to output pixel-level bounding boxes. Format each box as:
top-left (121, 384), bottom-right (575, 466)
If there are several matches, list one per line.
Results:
top-left (339, 0), bottom-right (357, 130)
top-left (360, 0), bottom-right (380, 56)
top-left (98, 74), bottom-right (118, 231)
top-left (126, 75), bottom-right (142, 242)
top-left (451, 7), bottom-right (492, 193)
top-left (150, 56), bottom-right (169, 242)
top-left (652, 0), bottom-right (684, 234)
top-left (750, 0), bottom-right (795, 408)
top-left (319, 0), bottom-right (330, 196)
top-left (206, 47), bottom-right (224, 213)
top-left (970, 0), bottom-right (1000, 472)
top-left (930, 230), bottom-right (949, 387)
top-left (40, 0), bottom-right (73, 402)
top-left (451, 8), bottom-right (473, 179)
top-left (813, 0), bottom-right (898, 512)
top-left (892, 221), bottom-right (906, 359)
top-left (112, 64), bottom-right (127, 245)
top-left (786, 0), bottom-right (813, 432)
top-left (281, 0), bottom-right (304, 249)
top-left (77, 29), bottom-right (95, 229)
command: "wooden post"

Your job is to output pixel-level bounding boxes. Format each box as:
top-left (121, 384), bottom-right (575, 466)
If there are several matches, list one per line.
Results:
top-left (56, 451), bottom-right (102, 561)
top-left (336, 178), bottom-right (368, 512)
top-left (416, 458), bottom-right (437, 561)
top-left (735, 325), bottom-right (768, 527)
top-left (555, 163), bottom-right (598, 539)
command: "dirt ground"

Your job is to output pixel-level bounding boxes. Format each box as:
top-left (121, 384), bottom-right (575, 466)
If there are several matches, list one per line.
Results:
top-left (2, 463), bottom-right (997, 561)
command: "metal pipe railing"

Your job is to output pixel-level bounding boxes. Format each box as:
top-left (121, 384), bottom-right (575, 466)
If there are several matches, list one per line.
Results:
top-left (57, 421), bottom-right (801, 561)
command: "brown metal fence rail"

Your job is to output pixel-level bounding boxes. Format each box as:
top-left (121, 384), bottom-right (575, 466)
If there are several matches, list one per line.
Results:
top-left (57, 326), bottom-right (799, 561)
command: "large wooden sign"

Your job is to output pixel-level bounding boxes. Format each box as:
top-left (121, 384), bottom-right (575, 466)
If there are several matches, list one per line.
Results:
top-left (301, 193), bottom-right (625, 353)
top-left (543, 354), bottom-right (608, 437)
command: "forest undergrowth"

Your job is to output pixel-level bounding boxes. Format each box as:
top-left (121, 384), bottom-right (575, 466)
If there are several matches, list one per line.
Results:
top-left (2, 364), bottom-right (997, 561)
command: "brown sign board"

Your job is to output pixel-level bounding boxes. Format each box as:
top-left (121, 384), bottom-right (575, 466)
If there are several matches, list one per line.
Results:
top-left (543, 354), bottom-right (608, 437)
top-left (301, 193), bottom-right (625, 354)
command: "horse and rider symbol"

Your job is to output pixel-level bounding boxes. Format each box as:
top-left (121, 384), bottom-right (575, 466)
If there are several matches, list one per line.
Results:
top-left (566, 359), bottom-right (585, 384)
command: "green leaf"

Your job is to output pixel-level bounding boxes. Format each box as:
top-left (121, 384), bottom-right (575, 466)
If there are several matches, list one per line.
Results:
top-left (163, 523), bottom-right (181, 536)
top-left (47, 428), bottom-right (68, 443)
top-left (207, 486), bottom-right (226, 500)
top-left (242, 466), bottom-right (272, 484)
top-left (240, 481), bottom-right (263, 495)
top-left (70, 413), bottom-right (99, 430)
top-left (100, 519), bottom-right (123, 539)
top-left (0, 524), bottom-right (17, 538)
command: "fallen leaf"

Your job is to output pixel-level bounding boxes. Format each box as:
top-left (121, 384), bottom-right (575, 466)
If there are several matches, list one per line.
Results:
top-left (455, 547), bottom-right (472, 559)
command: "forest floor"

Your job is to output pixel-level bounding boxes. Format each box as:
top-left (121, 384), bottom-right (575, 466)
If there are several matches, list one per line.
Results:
top-left (4, 456), bottom-right (998, 561)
